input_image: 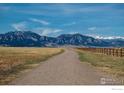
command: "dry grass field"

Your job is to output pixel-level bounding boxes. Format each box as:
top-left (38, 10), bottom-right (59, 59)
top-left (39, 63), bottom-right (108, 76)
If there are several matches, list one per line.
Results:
top-left (77, 49), bottom-right (124, 77)
top-left (0, 47), bottom-right (64, 84)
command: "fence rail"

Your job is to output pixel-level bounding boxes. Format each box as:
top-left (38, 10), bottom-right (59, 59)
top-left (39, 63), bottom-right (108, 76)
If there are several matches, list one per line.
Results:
top-left (77, 47), bottom-right (124, 57)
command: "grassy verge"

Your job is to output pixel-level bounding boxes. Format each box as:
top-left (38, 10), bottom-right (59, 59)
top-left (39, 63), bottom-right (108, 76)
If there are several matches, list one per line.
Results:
top-left (0, 47), bottom-right (64, 84)
top-left (77, 49), bottom-right (124, 77)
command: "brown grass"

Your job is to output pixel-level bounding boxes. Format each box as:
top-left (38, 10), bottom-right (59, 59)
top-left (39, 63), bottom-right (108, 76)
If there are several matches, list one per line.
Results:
top-left (0, 47), bottom-right (64, 84)
top-left (76, 49), bottom-right (124, 77)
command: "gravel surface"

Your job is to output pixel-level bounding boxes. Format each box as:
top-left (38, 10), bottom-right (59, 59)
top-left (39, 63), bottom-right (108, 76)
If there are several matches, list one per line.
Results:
top-left (10, 48), bottom-right (121, 85)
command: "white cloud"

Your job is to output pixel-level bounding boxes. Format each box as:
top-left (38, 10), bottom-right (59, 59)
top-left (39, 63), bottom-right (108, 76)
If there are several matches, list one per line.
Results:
top-left (88, 27), bottom-right (96, 31)
top-left (11, 22), bottom-right (27, 31)
top-left (86, 34), bottom-right (103, 39)
top-left (69, 31), bottom-right (79, 34)
top-left (29, 18), bottom-right (50, 25)
top-left (34, 27), bottom-right (62, 36)
top-left (101, 36), bottom-right (124, 39)
top-left (63, 22), bottom-right (76, 26)
top-left (86, 34), bottom-right (124, 39)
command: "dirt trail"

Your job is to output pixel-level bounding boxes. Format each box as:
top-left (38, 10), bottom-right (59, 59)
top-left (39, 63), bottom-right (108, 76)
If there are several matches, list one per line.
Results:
top-left (10, 48), bottom-right (121, 85)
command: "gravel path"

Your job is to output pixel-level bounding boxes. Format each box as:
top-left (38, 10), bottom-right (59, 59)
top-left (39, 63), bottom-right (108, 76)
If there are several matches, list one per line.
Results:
top-left (10, 48), bottom-right (121, 85)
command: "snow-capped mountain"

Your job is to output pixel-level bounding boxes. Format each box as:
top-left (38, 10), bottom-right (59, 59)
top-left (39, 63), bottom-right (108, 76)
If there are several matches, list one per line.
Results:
top-left (0, 31), bottom-right (124, 47)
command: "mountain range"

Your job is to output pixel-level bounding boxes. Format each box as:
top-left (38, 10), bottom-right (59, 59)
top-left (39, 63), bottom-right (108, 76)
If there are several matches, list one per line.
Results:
top-left (0, 31), bottom-right (124, 47)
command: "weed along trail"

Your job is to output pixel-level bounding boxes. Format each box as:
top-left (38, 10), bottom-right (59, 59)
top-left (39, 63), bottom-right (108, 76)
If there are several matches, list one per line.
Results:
top-left (10, 48), bottom-right (122, 85)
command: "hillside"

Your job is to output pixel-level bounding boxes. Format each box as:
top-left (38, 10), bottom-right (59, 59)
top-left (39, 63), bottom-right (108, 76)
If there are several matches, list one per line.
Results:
top-left (0, 31), bottom-right (124, 47)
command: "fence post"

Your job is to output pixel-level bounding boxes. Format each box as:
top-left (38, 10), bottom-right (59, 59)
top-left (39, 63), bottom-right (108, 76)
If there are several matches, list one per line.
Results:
top-left (120, 48), bottom-right (123, 57)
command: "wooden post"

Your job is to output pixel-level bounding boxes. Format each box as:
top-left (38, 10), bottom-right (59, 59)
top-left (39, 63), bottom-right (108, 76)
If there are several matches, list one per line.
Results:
top-left (120, 48), bottom-right (123, 57)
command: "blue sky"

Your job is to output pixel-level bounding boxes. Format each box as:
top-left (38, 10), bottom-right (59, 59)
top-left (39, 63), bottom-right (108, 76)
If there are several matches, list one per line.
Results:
top-left (0, 3), bottom-right (124, 38)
